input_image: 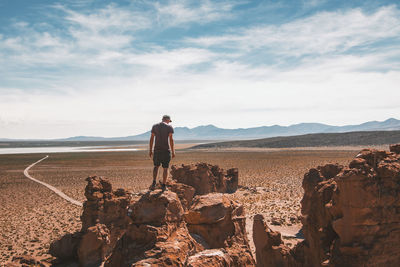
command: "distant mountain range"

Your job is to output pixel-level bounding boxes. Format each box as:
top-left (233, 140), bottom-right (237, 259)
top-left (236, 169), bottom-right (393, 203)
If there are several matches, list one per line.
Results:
top-left (2, 118), bottom-right (400, 141)
top-left (191, 130), bottom-right (400, 149)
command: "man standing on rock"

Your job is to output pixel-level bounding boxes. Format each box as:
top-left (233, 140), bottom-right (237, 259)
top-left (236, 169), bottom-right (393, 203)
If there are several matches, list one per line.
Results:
top-left (149, 115), bottom-right (175, 190)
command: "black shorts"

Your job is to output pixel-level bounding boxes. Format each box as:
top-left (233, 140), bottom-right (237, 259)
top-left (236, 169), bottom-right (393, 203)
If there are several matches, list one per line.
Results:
top-left (153, 150), bottom-right (171, 168)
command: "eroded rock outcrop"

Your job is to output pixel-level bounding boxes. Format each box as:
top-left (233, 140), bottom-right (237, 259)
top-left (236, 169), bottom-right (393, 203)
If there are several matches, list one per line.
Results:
top-left (50, 164), bottom-right (254, 266)
top-left (254, 144), bottom-right (400, 267)
top-left (171, 163), bottom-right (238, 195)
top-left (105, 190), bottom-right (200, 266)
top-left (186, 193), bottom-right (254, 266)
top-left (253, 214), bottom-right (296, 267)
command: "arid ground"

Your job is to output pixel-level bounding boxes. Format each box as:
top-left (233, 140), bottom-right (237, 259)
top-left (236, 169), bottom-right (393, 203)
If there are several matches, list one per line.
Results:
top-left (0, 148), bottom-right (361, 264)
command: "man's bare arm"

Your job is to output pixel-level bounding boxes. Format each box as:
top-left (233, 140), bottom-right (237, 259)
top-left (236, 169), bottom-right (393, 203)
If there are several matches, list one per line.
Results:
top-left (169, 133), bottom-right (175, 158)
top-left (149, 133), bottom-right (155, 158)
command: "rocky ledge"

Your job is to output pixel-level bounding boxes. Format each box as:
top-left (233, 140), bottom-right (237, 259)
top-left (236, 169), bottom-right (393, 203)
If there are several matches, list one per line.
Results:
top-left (49, 163), bottom-right (253, 266)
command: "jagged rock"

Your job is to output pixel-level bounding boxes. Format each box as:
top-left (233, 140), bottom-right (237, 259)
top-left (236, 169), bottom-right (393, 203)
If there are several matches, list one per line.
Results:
top-left (187, 249), bottom-right (233, 266)
top-left (185, 193), bottom-right (235, 248)
top-left (168, 181), bottom-right (196, 210)
top-left (186, 193), bottom-right (255, 266)
top-left (78, 223), bottom-right (110, 266)
top-left (105, 190), bottom-right (200, 266)
top-left (49, 232), bottom-right (81, 260)
top-left (299, 163), bottom-right (342, 266)
top-left (390, 144), bottom-right (400, 154)
top-left (253, 214), bottom-right (296, 267)
top-left (171, 163), bottom-right (238, 195)
top-left (329, 148), bottom-right (400, 266)
top-left (51, 172), bottom-right (254, 266)
top-left (81, 176), bottom-right (130, 231)
top-left (50, 176), bottom-right (131, 265)
top-left (254, 144), bottom-right (400, 267)
top-left (108, 221), bottom-right (199, 266)
top-left (130, 190), bottom-right (184, 225)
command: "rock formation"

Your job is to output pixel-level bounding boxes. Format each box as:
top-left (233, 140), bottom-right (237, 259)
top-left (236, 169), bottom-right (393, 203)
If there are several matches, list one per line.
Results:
top-left (254, 144), bottom-right (400, 267)
top-left (50, 163), bottom-right (254, 266)
top-left (171, 163), bottom-right (238, 195)
top-left (253, 214), bottom-right (296, 267)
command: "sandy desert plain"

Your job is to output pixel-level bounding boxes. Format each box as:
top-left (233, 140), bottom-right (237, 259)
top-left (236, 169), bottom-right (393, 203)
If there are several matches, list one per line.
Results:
top-left (0, 145), bottom-right (371, 264)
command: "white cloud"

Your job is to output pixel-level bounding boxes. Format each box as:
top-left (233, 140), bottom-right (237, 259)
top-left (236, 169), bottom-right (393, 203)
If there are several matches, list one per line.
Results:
top-left (302, 0), bottom-right (327, 9)
top-left (153, 0), bottom-right (236, 26)
top-left (125, 48), bottom-right (215, 71)
top-left (60, 3), bottom-right (151, 31)
top-left (187, 5), bottom-right (400, 57)
top-left (59, 4), bottom-right (150, 51)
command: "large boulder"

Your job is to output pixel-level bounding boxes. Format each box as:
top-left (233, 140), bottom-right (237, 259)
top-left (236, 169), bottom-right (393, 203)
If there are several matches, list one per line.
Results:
top-left (130, 190), bottom-right (184, 225)
top-left (185, 193), bottom-right (236, 248)
top-left (254, 144), bottom-right (400, 267)
top-left (171, 163), bottom-right (239, 195)
top-left (185, 193), bottom-right (255, 266)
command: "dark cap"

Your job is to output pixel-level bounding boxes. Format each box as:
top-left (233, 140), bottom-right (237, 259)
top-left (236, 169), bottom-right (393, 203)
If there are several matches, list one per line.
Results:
top-left (162, 115), bottom-right (172, 122)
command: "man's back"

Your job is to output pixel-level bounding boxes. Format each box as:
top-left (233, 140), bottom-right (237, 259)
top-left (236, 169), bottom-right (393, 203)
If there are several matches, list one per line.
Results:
top-left (151, 122), bottom-right (174, 151)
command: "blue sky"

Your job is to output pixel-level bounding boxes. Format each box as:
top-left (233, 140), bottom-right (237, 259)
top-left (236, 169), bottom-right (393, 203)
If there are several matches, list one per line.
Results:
top-left (0, 0), bottom-right (399, 138)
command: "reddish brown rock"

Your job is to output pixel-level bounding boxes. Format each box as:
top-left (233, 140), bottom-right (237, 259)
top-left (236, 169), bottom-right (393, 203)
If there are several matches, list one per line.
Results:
top-left (185, 193), bottom-right (232, 225)
top-left (390, 143), bottom-right (400, 154)
top-left (105, 190), bottom-right (200, 266)
top-left (253, 214), bottom-right (296, 267)
top-left (81, 176), bottom-right (130, 231)
top-left (51, 174), bottom-right (254, 266)
top-left (168, 181), bottom-right (196, 210)
top-left (171, 163), bottom-right (239, 195)
top-left (329, 148), bottom-right (400, 266)
top-left (186, 193), bottom-right (255, 266)
top-left (130, 190), bottom-right (184, 225)
top-left (77, 223), bottom-right (110, 266)
top-left (187, 249), bottom-right (233, 266)
top-left (299, 164), bottom-right (342, 267)
top-left (49, 232), bottom-right (81, 261)
top-left (254, 144), bottom-right (400, 267)
top-left (108, 221), bottom-right (199, 266)
top-left (50, 176), bottom-right (132, 265)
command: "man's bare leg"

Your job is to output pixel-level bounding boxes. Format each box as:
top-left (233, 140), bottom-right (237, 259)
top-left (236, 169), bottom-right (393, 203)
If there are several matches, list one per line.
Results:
top-left (153, 166), bottom-right (159, 180)
top-left (162, 168), bottom-right (168, 185)
top-left (151, 166), bottom-right (159, 188)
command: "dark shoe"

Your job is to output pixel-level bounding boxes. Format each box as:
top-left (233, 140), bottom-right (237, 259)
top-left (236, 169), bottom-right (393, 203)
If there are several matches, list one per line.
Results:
top-left (150, 180), bottom-right (156, 190)
top-left (161, 183), bottom-right (167, 191)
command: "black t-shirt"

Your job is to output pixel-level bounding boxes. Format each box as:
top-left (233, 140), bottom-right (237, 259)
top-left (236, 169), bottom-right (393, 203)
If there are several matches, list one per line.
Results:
top-left (151, 122), bottom-right (174, 151)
